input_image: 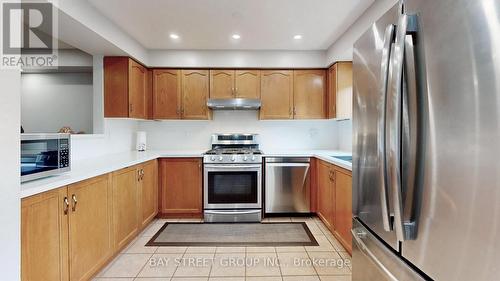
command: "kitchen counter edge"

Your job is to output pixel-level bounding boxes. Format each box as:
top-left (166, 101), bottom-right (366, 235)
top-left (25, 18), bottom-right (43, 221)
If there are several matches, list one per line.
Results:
top-left (21, 149), bottom-right (351, 199)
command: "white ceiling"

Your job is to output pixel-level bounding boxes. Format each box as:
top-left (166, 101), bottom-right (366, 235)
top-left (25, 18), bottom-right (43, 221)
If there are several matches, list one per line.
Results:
top-left (86, 0), bottom-right (374, 51)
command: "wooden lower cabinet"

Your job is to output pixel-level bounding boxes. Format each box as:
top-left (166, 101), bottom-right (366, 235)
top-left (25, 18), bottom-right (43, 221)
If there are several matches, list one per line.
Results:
top-left (67, 174), bottom-right (114, 281)
top-left (159, 158), bottom-right (203, 216)
top-left (112, 166), bottom-right (140, 251)
top-left (317, 160), bottom-right (335, 230)
top-left (333, 167), bottom-right (353, 253)
top-left (315, 159), bottom-right (353, 254)
top-left (21, 188), bottom-right (69, 281)
top-left (22, 175), bottom-right (115, 281)
top-left (139, 160), bottom-right (159, 228)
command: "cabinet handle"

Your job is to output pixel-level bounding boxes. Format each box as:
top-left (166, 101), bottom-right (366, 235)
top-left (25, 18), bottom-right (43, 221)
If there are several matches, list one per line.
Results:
top-left (71, 194), bottom-right (77, 212)
top-left (129, 103), bottom-right (133, 114)
top-left (63, 197), bottom-right (69, 215)
top-left (138, 170), bottom-right (141, 182)
top-left (235, 87), bottom-right (238, 96)
top-left (176, 108), bottom-right (180, 116)
top-left (289, 108), bottom-right (293, 116)
top-left (141, 169), bottom-right (145, 180)
top-left (293, 107), bottom-right (297, 115)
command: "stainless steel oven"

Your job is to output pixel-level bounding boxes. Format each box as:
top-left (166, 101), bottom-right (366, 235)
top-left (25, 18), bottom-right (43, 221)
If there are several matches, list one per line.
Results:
top-left (21, 133), bottom-right (71, 182)
top-left (203, 133), bottom-right (263, 222)
top-left (204, 163), bottom-right (262, 209)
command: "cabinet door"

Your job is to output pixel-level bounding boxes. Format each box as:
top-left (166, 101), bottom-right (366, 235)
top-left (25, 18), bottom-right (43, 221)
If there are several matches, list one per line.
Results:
top-left (112, 166), bottom-right (140, 250)
top-left (235, 70), bottom-right (260, 99)
top-left (153, 69), bottom-right (181, 119)
top-left (317, 161), bottom-right (334, 230)
top-left (210, 70), bottom-right (235, 99)
top-left (159, 158), bottom-right (203, 215)
top-left (336, 62), bottom-right (353, 119)
top-left (260, 70), bottom-right (294, 119)
top-left (21, 188), bottom-right (69, 281)
top-left (293, 70), bottom-right (326, 119)
top-left (104, 57), bottom-right (129, 117)
top-left (327, 64), bottom-right (337, 119)
top-left (181, 70), bottom-right (210, 119)
top-left (128, 59), bottom-right (147, 119)
top-left (334, 169), bottom-right (352, 253)
top-left (139, 160), bottom-right (158, 228)
top-left (68, 175), bottom-right (113, 281)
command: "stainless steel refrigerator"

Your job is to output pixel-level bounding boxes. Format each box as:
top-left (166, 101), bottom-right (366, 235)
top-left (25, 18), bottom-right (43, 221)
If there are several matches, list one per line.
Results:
top-left (352, 0), bottom-right (500, 280)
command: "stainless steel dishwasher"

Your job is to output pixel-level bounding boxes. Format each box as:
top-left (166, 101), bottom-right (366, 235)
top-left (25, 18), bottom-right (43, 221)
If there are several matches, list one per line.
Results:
top-left (265, 157), bottom-right (310, 214)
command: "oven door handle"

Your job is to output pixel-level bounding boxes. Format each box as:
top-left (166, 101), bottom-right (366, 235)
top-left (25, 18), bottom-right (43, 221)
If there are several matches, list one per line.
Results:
top-left (204, 164), bottom-right (262, 170)
top-left (204, 210), bottom-right (262, 215)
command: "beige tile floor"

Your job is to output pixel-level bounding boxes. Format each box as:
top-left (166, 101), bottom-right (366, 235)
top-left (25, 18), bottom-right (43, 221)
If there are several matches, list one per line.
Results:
top-left (93, 217), bottom-right (352, 281)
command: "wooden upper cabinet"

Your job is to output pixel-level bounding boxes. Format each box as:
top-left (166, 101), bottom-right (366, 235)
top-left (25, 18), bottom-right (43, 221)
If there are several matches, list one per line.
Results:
top-left (235, 70), bottom-right (261, 99)
top-left (327, 64), bottom-right (337, 119)
top-left (260, 70), bottom-right (294, 119)
top-left (67, 175), bottom-right (113, 281)
top-left (327, 62), bottom-right (353, 119)
top-left (293, 70), bottom-right (326, 119)
top-left (333, 168), bottom-right (352, 254)
top-left (181, 70), bottom-right (210, 120)
top-left (210, 70), bottom-right (235, 99)
top-left (104, 57), bottom-right (150, 119)
top-left (159, 158), bottom-right (203, 215)
top-left (153, 69), bottom-right (181, 119)
top-left (21, 187), bottom-right (69, 281)
top-left (129, 60), bottom-right (148, 119)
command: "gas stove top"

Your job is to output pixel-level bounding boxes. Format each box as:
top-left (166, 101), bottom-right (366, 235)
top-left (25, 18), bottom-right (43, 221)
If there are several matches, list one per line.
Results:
top-left (205, 148), bottom-right (263, 155)
top-left (203, 134), bottom-right (263, 164)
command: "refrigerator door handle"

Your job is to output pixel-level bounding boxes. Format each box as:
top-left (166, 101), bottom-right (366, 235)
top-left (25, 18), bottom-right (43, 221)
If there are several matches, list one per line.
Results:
top-left (387, 13), bottom-right (407, 242)
top-left (390, 13), bottom-right (420, 241)
top-left (401, 31), bottom-right (419, 241)
top-left (378, 24), bottom-right (395, 232)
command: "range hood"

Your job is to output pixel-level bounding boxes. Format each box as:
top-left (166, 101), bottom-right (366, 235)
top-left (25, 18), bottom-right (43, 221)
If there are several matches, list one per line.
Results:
top-left (207, 98), bottom-right (261, 110)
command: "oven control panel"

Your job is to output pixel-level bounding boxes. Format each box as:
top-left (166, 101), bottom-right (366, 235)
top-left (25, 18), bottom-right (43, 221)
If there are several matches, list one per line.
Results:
top-left (203, 154), bottom-right (262, 164)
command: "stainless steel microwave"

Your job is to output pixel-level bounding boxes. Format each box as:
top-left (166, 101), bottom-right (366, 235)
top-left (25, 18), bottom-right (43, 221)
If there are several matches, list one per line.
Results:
top-left (21, 134), bottom-right (71, 182)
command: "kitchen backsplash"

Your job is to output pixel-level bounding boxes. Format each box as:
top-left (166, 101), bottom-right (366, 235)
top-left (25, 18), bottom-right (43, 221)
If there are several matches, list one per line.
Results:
top-left (71, 119), bottom-right (138, 161)
top-left (138, 111), bottom-right (339, 152)
top-left (337, 119), bottom-right (353, 152)
top-left (70, 112), bottom-right (352, 161)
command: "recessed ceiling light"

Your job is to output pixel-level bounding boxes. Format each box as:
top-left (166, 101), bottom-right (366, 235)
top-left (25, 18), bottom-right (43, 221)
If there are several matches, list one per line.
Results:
top-left (294, 34), bottom-right (303, 40)
top-left (169, 33), bottom-right (179, 39)
top-left (232, 34), bottom-right (241, 40)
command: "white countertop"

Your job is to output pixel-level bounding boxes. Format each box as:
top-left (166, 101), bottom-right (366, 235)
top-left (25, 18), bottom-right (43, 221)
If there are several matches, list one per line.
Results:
top-left (21, 150), bottom-right (205, 198)
top-left (263, 150), bottom-right (352, 171)
top-left (21, 149), bottom-right (351, 199)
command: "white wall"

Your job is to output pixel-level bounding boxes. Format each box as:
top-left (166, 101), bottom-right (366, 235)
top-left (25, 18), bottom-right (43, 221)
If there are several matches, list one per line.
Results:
top-left (148, 50), bottom-right (327, 68)
top-left (139, 111), bottom-right (338, 151)
top-left (326, 0), bottom-right (398, 64)
top-left (71, 119), bottom-right (138, 161)
top-left (53, 0), bottom-right (148, 63)
top-left (21, 72), bottom-right (93, 134)
top-left (93, 55), bottom-right (105, 133)
top-left (0, 70), bottom-right (21, 280)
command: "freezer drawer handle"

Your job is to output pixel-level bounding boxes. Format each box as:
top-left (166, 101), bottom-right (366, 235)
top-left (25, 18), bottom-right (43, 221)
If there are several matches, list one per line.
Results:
top-left (351, 228), bottom-right (398, 281)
